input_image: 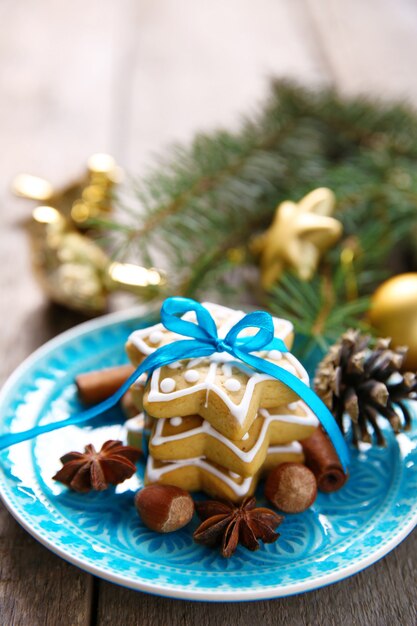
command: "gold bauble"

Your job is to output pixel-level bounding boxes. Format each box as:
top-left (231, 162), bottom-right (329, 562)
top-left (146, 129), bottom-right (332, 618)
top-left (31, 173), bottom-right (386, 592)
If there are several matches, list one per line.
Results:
top-left (28, 206), bottom-right (166, 315)
top-left (369, 273), bottom-right (417, 370)
top-left (12, 153), bottom-right (123, 229)
top-left (14, 156), bottom-right (166, 315)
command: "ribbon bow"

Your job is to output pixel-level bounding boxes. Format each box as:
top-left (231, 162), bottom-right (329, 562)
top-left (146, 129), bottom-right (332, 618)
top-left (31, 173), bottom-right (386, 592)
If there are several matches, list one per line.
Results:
top-left (0, 297), bottom-right (349, 469)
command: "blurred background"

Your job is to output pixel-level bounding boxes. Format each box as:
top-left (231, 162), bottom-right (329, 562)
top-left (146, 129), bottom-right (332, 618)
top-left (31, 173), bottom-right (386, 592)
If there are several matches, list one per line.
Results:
top-left (2, 0), bottom-right (417, 338)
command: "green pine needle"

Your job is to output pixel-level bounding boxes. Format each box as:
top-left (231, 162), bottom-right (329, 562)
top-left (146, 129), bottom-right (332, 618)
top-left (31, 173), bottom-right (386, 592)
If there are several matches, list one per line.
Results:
top-left (98, 80), bottom-right (417, 348)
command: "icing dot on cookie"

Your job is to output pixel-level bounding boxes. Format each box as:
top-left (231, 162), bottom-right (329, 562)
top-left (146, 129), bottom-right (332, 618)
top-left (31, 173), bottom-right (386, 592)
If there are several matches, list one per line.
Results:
top-left (169, 417), bottom-right (183, 427)
top-left (149, 331), bottom-right (163, 344)
top-left (268, 349), bottom-right (282, 361)
top-left (288, 401), bottom-right (299, 411)
top-left (184, 369), bottom-right (199, 383)
top-left (242, 433), bottom-right (249, 441)
top-left (160, 378), bottom-right (176, 393)
top-left (225, 378), bottom-right (241, 392)
top-left (167, 361), bottom-right (181, 369)
top-left (229, 471), bottom-right (240, 480)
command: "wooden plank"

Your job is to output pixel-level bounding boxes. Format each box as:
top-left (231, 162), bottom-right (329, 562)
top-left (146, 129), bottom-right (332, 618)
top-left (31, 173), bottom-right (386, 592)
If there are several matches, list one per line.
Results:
top-left (0, 2), bottom-right (133, 624)
top-left (305, 0), bottom-right (417, 103)
top-left (120, 0), bottom-right (330, 171)
top-left (95, 532), bottom-right (416, 626)
top-left (0, 1), bottom-right (130, 183)
top-left (0, 505), bottom-right (93, 626)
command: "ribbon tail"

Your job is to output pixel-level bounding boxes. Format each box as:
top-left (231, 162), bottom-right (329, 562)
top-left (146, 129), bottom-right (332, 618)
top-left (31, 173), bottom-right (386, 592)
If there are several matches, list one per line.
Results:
top-left (0, 365), bottom-right (145, 452)
top-left (0, 340), bottom-right (214, 451)
top-left (235, 350), bottom-right (350, 471)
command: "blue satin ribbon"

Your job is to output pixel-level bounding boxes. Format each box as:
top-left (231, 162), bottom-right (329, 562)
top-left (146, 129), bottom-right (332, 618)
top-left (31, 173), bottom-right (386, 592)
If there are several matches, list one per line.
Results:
top-left (0, 297), bottom-right (349, 470)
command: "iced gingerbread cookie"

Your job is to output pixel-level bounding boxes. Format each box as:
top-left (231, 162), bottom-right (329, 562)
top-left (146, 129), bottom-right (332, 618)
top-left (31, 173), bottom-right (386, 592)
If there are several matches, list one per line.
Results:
top-left (145, 443), bottom-right (304, 503)
top-left (148, 401), bottom-right (318, 477)
top-left (126, 303), bottom-right (309, 440)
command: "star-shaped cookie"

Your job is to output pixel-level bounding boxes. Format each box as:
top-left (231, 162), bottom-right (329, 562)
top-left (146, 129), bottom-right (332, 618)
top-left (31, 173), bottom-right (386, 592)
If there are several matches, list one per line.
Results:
top-left (145, 443), bottom-right (304, 503)
top-left (148, 401), bottom-right (318, 477)
top-left (126, 303), bottom-right (309, 440)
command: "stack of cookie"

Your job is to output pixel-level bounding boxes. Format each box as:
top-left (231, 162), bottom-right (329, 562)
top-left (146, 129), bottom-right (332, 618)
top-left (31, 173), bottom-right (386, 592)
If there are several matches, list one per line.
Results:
top-left (125, 303), bottom-right (319, 502)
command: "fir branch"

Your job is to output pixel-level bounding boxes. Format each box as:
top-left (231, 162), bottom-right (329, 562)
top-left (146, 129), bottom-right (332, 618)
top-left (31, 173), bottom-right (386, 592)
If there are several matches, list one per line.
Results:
top-left (103, 80), bottom-right (417, 344)
top-left (268, 272), bottom-right (370, 347)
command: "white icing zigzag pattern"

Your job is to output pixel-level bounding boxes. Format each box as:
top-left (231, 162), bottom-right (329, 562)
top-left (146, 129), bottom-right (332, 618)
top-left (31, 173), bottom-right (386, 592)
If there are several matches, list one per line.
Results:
top-left (150, 400), bottom-right (318, 464)
top-left (146, 440), bottom-right (303, 498)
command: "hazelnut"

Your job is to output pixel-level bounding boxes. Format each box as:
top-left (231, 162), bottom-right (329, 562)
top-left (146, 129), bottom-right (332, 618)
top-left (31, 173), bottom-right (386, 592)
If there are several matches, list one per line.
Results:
top-left (134, 484), bottom-right (194, 532)
top-left (265, 463), bottom-right (317, 514)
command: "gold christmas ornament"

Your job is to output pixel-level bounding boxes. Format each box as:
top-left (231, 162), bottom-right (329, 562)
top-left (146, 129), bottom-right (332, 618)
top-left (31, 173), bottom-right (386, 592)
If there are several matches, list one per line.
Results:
top-left (253, 188), bottom-right (343, 288)
top-left (29, 206), bottom-right (109, 313)
top-left (12, 153), bottom-right (123, 228)
top-left (28, 205), bottom-right (166, 315)
top-left (369, 273), bottom-right (417, 370)
top-left (13, 154), bottom-right (166, 314)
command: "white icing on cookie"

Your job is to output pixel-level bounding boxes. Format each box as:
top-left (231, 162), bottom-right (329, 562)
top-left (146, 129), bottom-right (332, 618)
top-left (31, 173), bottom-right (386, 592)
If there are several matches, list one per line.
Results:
top-left (148, 352), bottom-right (308, 426)
top-left (128, 302), bottom-right (308, 426)
top-left (169, 417), bottom-right (183, 427)
top-left (132, 373), bottom-right (147, 389)
top-left (242, 433), bottom-right (249, 441)
top-left (268, 442), bottom-right (303, 454)
top-left (258, 403), bottom-right (318, 428)
top-left (146, 455), bottom-right (253, 498)
top-left (160, 378), bottom-right (176, 393)
top-left (268, 350), bottom-right (282, 361)
top-left (222, 363), bottom-right (233, 377)
top-left (129, 302), bottom-right (293, 358)
top-left (146, 440), bottom-right (304, 497)
top-left (149, 330), bottom-right (163, 345)
top-left (150, 401), bottom-right (317, 465)
top-left (167, 361), bottom-right (181, 369)
top-left (224, 378), bottom-right (241, 392)
top-left (184, 369), bottom-right (199, 383)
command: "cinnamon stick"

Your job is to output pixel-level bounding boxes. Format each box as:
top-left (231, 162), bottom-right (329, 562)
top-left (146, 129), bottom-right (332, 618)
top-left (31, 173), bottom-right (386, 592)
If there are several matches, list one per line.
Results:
top-left (301, 427), bottom-right (348, 493)
top-left (76, 364), bottom-right (135, 405)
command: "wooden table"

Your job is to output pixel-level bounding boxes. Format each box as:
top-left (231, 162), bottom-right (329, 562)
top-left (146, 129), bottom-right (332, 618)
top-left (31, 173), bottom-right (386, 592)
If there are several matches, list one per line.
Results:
top-left (0, 2), bottom-right (416, 624)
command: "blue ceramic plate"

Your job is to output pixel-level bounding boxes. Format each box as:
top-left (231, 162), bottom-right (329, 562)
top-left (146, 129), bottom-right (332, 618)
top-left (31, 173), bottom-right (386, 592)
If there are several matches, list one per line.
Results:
top-left (0, 308), bottom-right (416, 601)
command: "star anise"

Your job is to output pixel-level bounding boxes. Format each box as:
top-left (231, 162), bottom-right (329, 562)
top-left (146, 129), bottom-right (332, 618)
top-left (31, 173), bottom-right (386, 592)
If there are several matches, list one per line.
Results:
top-left (53, 440), bottom-right (141, 492)
top-left (193, 496), bottom-right (283, 558)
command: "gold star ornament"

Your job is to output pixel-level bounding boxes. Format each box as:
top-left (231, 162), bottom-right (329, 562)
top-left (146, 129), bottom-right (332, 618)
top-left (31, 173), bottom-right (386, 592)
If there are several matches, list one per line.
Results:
top-left (254, 188), bottom-right (343, 288)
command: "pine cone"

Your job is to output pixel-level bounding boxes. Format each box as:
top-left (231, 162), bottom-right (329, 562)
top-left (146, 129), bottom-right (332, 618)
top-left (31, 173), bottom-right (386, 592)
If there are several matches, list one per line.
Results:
top-left (314, 330), bottom-right (417, 446)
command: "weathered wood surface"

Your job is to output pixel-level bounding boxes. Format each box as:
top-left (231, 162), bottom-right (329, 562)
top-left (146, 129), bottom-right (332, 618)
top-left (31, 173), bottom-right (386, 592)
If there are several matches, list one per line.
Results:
top-left (0, 1), bottom-right (416, 624)
top-left (96, 536), bottom-right (417, 626)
